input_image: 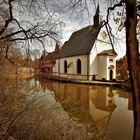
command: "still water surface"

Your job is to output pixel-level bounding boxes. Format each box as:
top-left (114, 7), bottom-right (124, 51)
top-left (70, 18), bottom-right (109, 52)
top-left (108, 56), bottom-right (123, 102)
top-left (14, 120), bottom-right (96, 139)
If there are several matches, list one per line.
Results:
top-left (25, 77), bottom-right (133, 140)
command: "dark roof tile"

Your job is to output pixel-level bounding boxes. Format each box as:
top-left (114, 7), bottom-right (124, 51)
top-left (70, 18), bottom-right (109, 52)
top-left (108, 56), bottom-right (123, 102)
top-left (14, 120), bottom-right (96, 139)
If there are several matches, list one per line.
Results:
top-left (58, 22), bottom-right (104, 58)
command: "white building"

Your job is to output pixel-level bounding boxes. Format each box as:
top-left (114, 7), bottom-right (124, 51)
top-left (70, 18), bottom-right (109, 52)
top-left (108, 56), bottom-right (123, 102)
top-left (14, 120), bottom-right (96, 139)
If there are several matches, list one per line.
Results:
top-left (53, 6), bottom-right (117, 81)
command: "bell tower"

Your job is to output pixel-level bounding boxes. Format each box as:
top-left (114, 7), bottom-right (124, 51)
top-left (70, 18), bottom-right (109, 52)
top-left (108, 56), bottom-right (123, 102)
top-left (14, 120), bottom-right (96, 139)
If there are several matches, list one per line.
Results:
top-left (94, 5), bottom-right (100, 26)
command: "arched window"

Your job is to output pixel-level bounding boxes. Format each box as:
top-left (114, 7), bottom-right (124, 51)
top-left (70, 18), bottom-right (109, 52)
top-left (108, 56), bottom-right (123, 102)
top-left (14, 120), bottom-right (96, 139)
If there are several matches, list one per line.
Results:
top-left (110, 70), bottom-right (113, 80)
top-left (77, 59), bottom-right (81, 74)
top-left (64, 60), bottom-right (67, 73)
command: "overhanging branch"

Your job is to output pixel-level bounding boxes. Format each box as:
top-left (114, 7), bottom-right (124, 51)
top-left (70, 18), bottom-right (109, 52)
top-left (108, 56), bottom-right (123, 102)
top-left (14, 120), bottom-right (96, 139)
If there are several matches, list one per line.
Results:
top-left (106, 0), bottom-right (125, 24)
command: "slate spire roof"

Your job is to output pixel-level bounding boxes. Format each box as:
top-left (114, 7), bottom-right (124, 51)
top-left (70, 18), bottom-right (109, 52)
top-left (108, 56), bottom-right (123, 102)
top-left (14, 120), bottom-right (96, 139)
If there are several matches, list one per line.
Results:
top-left (94, 4), bottom-right (100, 26)
top-left (58, 21), bottom-right (104, 58)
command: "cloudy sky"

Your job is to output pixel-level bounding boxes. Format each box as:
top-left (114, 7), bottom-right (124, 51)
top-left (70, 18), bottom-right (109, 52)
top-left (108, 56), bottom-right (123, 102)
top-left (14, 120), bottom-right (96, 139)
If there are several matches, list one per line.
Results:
top-left (12, 0), bottom-right (127, 59)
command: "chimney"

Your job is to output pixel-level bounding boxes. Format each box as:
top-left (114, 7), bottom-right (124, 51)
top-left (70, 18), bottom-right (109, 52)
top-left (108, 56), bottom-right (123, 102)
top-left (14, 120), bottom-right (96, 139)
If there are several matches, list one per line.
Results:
top-left (94, 4), bottom-right (100, 26)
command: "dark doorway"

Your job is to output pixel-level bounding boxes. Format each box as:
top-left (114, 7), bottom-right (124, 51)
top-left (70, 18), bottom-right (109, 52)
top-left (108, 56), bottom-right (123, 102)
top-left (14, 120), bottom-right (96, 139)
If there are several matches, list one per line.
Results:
top-left (77, 59), bottom-right (81, 74)
top-left (110, 70), bottom-right (113, 80)
top-left (64, 60), bottom-right (67, 73)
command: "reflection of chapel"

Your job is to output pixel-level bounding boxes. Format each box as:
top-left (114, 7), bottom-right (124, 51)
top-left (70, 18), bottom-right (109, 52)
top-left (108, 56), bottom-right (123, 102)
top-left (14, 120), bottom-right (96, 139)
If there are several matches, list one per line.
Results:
top-left (53, 5), bottom-right (117, 81)
top-left (40, 80), bottom-right (116, 134)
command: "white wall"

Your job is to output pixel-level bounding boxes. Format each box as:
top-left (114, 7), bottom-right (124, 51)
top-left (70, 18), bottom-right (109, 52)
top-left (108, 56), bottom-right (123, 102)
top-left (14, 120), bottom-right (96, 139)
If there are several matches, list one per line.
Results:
top-left (89, 47), bottom-right (98, 80)
top-left (98, 56), bottom-right (116, 80)
top-left (98, 56), bottom-right (108, 80)
top-left (97, 25), bottom-right (111, 44)
top-left (89, 25), bottom-right (113, 80)
top-left (106, 56), bottom-right (117, 80)
top-left (96, 25), bottom-right (113, 53)
top-left (53, 55), bottom-right (88, 80)
top-left (53, 59), bottom-right (59, 76)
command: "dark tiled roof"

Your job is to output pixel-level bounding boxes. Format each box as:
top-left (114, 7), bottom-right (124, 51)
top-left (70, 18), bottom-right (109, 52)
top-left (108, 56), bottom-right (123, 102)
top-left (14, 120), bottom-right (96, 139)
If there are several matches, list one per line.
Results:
top-left (97, 49), bottom-right (118, 56)
top-left (58, 22), bottom-right (104, 58)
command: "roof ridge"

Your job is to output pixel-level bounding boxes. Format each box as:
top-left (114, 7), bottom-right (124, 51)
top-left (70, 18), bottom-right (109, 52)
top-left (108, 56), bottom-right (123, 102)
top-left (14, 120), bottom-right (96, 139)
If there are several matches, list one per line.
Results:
top-left (58, 22), bottom-right (105, 58)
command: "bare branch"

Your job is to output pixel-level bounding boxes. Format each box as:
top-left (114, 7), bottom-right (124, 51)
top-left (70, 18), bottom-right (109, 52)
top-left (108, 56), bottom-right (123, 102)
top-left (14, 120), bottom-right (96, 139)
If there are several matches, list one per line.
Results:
top-left (0, 0), bottom-right (14, 36)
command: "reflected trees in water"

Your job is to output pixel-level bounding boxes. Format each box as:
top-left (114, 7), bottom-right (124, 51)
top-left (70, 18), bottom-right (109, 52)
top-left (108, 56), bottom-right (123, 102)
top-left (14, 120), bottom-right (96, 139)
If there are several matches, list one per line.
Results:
top-left (0, 78), bottom-right (50, 140)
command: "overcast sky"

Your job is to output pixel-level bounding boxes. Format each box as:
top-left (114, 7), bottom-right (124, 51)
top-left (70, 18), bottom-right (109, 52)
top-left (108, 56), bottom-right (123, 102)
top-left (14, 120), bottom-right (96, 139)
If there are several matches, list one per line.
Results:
top-left (12, 0), bottom-right (127, 59)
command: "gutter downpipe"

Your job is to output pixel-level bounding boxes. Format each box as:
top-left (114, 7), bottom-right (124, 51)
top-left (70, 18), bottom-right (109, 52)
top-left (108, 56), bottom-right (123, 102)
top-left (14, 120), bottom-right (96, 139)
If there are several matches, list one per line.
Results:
top-left (58, 58), bottom-right (60, 77)
top-left (87, 54), bottom-right (90, 80)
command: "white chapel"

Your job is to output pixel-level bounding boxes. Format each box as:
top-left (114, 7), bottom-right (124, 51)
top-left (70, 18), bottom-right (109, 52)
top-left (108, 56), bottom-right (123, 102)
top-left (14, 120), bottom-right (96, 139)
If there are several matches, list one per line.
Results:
top-left (53, 6), bottom-right (117, 81)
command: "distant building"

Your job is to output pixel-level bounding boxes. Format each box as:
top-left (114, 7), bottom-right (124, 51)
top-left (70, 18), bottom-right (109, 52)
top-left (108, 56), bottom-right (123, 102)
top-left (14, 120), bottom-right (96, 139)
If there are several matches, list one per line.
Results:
top-left (37, 43), bottom-right (60, 72)
top-left (53, 6), bottom-right (117, 81)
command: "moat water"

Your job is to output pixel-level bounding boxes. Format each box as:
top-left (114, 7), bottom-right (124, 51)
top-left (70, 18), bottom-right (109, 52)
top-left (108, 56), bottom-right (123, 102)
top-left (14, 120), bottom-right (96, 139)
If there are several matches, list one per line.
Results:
top-left (1, 76), bottom-right (133, 140)
top-left (22, 76), bottom-right (133, 140)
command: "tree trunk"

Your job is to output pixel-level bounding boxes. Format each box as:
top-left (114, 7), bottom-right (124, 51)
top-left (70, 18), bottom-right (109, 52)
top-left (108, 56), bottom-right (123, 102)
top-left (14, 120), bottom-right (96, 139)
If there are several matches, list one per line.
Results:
top-left (125, 0), bottom-right (140, 139)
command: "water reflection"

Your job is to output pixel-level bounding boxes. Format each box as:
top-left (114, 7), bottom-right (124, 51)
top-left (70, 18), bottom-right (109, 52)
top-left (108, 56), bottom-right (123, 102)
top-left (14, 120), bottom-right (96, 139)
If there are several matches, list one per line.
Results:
top-left (36, 77), bottom-right (133, 140)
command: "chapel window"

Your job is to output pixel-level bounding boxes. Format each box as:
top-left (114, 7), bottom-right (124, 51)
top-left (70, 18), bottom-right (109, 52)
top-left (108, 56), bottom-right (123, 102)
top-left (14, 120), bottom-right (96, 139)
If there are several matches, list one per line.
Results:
top-left (77, 59), bottom-right (81, 74)
top-left (64, 60), bottom-right (67, 73)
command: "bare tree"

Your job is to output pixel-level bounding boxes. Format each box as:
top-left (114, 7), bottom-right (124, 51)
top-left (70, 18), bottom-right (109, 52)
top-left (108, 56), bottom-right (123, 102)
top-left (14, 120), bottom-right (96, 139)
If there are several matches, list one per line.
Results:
top-left (105, 1), bottom-right (140, 139)
top-left (0, 0), bottom-right (64, 61)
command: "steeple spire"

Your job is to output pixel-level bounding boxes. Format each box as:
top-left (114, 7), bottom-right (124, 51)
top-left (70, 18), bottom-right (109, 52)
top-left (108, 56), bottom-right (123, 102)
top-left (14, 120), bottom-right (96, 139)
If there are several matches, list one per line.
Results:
top-left (94, 4), bottom-right (100, 26)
